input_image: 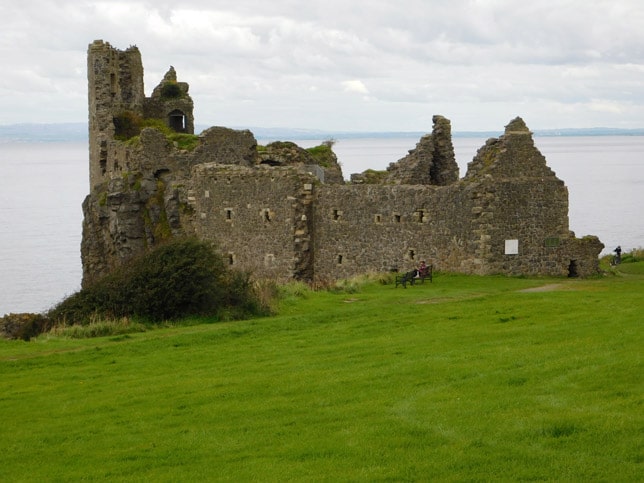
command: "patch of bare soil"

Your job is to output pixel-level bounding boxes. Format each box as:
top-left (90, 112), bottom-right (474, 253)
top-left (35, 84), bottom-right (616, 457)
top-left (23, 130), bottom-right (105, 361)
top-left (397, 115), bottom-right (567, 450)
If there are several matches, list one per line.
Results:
top-left (518, 283), bottom-right (564, 293)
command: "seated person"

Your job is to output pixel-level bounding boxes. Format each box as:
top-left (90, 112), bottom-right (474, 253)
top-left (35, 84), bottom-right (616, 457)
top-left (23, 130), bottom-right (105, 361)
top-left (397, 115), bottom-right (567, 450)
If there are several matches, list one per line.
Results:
top-left (418, 260), bottom-right (428, 278)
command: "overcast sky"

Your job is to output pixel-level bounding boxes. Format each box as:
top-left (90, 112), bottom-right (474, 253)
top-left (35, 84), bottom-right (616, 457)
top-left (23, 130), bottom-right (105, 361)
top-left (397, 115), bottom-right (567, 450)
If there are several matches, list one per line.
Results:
top-left (3, 0), bottom-right (644, 132)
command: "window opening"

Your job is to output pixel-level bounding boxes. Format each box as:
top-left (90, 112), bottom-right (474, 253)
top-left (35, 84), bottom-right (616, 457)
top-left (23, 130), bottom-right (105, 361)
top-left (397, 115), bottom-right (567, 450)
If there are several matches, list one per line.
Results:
top-left (332, 209), bottom-right (340, 221)
top-left (225, 208), bottom-right (233, 220)
top-left (99, 140), bottom-right (108, 176)
top-left (168, 109), bottom-right (186, 132)
top-left (263, 209), bottom-right (272, 222)
top-left (337, 254), bottom-right (343, 264)
top-left (227, 253), bottom-right (234, 265)
top-left (394, 214), bottom-right (401, 223)
top-left (408, 249), bottom-right (416, 261)
top-left (374, 214), bottom-right (382, 223)
top-left (415, 209), bottom-right (425, 223)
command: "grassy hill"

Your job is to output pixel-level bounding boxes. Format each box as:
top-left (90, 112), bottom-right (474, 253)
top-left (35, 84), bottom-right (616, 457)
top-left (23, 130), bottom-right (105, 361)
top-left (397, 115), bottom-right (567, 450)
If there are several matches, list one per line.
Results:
top-left (1, 265), bottom-right (642, 481)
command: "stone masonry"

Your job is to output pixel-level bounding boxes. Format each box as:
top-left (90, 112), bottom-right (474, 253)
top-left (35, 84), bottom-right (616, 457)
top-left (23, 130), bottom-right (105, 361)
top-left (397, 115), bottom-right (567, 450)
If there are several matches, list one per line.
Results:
top-left (81, 41), bottom-right (604, 286)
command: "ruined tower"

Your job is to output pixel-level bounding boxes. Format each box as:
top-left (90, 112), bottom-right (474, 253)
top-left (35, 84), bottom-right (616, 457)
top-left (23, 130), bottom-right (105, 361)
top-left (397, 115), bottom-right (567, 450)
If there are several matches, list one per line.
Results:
top-left (144, 66), bottom-right (195, 135)
top-left (87, 40), bottom-right (194, 190)
top-left (87, 40), bottom-right (145, 189)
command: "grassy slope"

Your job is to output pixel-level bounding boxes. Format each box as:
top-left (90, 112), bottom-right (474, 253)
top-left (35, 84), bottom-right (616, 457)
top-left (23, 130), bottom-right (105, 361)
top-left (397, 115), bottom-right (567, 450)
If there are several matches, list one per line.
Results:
top-left (0, 269), bottom-right (642, 481)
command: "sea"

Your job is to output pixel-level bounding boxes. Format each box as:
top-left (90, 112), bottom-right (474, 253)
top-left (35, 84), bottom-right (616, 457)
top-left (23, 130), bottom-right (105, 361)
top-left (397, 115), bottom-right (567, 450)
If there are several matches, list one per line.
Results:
top-left (1, 135), bottom-right (643, 315)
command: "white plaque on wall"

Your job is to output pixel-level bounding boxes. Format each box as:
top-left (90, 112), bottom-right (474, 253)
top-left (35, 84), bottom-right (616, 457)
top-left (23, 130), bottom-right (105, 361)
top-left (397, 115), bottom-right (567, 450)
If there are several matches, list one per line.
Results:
top-left (505, 239), bottom-right (519, 255)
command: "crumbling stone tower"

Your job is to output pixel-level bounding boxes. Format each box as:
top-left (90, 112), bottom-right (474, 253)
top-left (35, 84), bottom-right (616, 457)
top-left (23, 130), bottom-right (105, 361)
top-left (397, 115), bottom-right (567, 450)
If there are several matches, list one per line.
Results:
top-left (87, 40), bottom-right (194, 189)
top-left (87, 40), bottom-right (145, 189)
top-left (143, 66), bottom-right (195, 135)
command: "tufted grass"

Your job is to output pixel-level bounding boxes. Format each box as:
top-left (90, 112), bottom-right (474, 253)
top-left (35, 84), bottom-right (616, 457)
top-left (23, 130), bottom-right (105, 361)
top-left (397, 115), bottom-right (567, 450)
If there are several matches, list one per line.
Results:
top-left (0, 266), bottom-right (642, 481)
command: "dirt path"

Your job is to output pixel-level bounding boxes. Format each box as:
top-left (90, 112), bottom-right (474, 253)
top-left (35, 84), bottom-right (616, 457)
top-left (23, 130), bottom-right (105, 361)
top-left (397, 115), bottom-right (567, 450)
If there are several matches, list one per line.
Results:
top-left (518, 283), bottom-right (564, 293)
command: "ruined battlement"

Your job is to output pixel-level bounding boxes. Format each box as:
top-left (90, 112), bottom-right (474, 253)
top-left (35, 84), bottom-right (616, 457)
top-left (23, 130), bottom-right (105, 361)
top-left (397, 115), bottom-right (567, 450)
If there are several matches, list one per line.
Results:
top-left (81, 41), bottom-right (603, 286)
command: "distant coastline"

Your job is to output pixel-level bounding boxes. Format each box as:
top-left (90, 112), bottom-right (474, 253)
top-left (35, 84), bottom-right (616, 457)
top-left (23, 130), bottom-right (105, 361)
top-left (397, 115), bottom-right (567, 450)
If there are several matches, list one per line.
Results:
top-left (2, 122), bottom-right (644, 143)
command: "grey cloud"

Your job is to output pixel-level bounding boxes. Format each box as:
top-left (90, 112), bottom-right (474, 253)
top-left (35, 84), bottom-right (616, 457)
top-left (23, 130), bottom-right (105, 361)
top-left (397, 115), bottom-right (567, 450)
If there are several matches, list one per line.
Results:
top-left (2, 0), bottom-right (644, 130)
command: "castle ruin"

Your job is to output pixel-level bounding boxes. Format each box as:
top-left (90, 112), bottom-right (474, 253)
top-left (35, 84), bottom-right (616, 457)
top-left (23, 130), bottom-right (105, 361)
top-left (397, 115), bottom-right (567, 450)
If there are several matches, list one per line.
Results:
top-left (82, 40), bottom-right (604, 286)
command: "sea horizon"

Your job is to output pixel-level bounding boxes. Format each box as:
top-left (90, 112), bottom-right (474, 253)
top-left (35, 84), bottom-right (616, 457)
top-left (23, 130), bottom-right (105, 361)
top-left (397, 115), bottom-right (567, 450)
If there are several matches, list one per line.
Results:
top-left (3, 122), bottom-right (644, 144)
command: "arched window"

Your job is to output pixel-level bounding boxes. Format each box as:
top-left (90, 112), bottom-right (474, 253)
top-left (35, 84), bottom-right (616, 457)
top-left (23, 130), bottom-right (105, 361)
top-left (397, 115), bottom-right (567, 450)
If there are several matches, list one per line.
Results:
top-left (168, 109), bottom-right (186, 132)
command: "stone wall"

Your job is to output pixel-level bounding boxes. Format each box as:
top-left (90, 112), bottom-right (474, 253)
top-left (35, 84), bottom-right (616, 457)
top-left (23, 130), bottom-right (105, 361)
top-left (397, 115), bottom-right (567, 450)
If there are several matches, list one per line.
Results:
top-left (383, 115), bottom-right (459, 186)
top-left (311, 184), bottom-right (473, 280)
top-left (189, 165), bottom-right (317, 282)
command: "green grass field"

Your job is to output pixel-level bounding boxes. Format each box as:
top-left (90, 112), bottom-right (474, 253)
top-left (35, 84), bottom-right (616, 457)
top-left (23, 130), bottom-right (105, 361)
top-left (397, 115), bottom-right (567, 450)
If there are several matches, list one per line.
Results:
top-left (1, 266), bottom-right (642, 481)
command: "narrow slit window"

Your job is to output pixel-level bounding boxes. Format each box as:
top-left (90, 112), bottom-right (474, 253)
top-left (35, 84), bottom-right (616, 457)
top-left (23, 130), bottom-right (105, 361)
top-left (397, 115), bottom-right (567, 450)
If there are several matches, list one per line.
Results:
top-left (408, 249), bottom-right (416, 261)
top-left (227, 253), bottom-right (234, 265)
top-left (225, 208), bottom-right (233, 220)
top-left (374, 214), bottom-right (382, 223)
top-left (415, 209), bottom-right (425, 223)
top-left (337, 254), bottom-right (343, 265)
top-left (394, 214), bottom-right (401, 223)
top-left (333, 209), bottom-right (340, 221)
top-left (263, 209), bottom-right (272, 222)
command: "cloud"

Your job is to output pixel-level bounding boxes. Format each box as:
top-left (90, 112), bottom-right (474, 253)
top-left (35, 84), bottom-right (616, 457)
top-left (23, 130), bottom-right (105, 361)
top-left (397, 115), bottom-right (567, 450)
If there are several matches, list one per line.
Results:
top-left (2, 0), bottom-right (644, 130)
top-left (342, 80), bottom-right (369, 95)
top-left (588, 100), bottom-right (624, 114)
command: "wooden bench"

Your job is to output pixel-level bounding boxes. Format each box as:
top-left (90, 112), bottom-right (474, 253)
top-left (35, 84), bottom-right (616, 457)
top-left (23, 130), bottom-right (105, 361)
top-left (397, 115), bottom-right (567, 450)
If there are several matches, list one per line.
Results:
top-left (418, 264), bottom-right (433, 283)
top-left (395, 265), bottom-right (433, 288)
top-left (395, 270), bottom-right (417, 288)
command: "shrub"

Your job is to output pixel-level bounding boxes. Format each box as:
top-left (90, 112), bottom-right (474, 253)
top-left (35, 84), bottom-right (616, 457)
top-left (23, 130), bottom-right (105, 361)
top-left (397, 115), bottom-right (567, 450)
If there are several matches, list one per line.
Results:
top-left (121, 239), bottom-right (227, 321)
top-left (306, 143), bottom-right (336, 167)
top-left (48, 239), bottom-right (264, 324)
top-left (160, 82), bottom-right (182, 99)
top-left (113, 111), bottom-right (143, 140)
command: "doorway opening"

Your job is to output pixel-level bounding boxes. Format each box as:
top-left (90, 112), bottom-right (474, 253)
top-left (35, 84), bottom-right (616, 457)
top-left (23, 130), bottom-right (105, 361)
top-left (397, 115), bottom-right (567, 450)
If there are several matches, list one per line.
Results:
top-left (568, 260), bottom-right (578, 278)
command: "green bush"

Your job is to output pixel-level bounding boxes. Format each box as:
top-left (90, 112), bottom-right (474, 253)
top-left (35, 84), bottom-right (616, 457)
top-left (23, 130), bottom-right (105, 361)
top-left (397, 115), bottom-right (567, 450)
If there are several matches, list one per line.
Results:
top-left (113, 111), bottom-right (143, 140)
top-left (306, 143), bottom-right (335, 167)
top-left (48, 239), bottom-right (263, 324)
top-left (160, 82), bottom-right (182, 99)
